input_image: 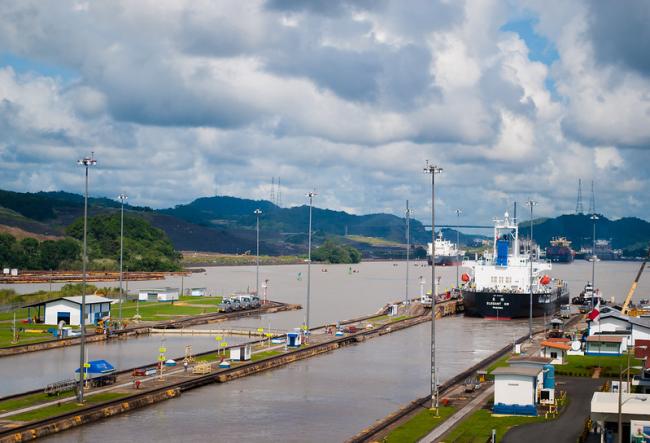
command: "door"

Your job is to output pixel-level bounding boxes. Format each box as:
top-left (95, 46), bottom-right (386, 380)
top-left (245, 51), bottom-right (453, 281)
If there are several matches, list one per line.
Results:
top-left (57, 312), bottom-right (71, 325)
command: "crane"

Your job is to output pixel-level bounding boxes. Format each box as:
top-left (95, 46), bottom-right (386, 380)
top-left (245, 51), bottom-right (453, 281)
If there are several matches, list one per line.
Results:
top-left (621, 246), bottom-right (650, 316)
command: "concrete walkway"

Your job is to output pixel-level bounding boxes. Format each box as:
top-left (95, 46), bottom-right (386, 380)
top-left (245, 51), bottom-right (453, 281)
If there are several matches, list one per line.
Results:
top-left (419, 385), bottom-right (495, 443)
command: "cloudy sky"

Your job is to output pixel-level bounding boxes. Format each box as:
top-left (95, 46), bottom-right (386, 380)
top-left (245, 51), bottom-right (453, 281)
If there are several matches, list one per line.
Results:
top-left (0, 0), bottom-right (648, 225)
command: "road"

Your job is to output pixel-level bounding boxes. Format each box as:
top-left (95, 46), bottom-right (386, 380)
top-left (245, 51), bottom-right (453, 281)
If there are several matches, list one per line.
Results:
top-left (502, 376), bottom-right (603, 443)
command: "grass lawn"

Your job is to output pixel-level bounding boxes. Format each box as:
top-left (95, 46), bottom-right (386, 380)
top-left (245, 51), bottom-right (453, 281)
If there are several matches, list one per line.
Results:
top-left (345, 235), bottom-right (404, 247)
top-left (444, 408), bottom-right (546, 442)
top-left (0, 392), bottom-right (74, 413)
top-left (118, 300), bottom-right (220, 321)
top-left (384, 406), bottom-right (456, 443)
top-left (7, 392), bottom-right (129, 422)
top-left (251, 349), bottom-right (283, 361)
top-left (177, 296), bottom-right (222, 306)
top-left (555, 354), bottom-right (643, 378)
top-left (0, 323), bottom-right (58, 348)
top-left (0, 308), bottom-right (30, 322)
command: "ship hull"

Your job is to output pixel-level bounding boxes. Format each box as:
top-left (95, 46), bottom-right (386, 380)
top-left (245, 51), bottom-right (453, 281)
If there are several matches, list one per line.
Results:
top-left (462, 287), bottom-right (569, 319)
top-left (427, 255), bottom-right (462, 266)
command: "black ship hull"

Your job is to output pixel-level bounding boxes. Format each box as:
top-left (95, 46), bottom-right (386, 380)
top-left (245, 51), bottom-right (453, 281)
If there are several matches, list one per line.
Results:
top-left (462, 286), bottom-right (569, 319)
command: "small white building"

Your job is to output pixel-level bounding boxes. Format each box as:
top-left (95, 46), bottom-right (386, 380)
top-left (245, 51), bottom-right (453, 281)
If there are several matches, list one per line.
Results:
top-left (585, 335), bottom-right (626, 356)
top-left (492, 366), bottom-right (542, 415)
top-left (25, 295), bottom-right (113, 326)
top-left (630, 317), bottom-right (650, 345)
top-left (540, 339), bottom-right (571, 364)
top-left (138, 288), bottom-right (179, 302)
top-left (590, 392), bottom-right (650, 441)
top-left (507, 355), bottom-right (553, 369)
top-left (188, 288), bottom-right (207, 297)
top-left (230, 344), bottom-right (252, 361)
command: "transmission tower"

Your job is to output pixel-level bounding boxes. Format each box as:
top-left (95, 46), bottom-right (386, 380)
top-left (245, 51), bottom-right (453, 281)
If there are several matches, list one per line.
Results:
top-left (270, 177), bottom-right (275, 205)
top-left (277, 177), bottom-right (282, 207)
top-left (588, 180), bottom-right (595, 214)
top-left (575, 179), bottom-right (584, 214)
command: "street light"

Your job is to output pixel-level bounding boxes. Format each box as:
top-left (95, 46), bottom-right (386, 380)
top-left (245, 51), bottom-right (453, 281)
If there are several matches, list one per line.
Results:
top-left (455, 209), bottom-right (462, 288)
top-left (117, 193), bottom-right (127, 326)
top-left (424, 160), bottom-right (442, 411)
top-left (305, 191), bottom-right (317, 336)
top-left (618, 363), bottom-right (647, 443)
top-left (76, 153), bottom-right (97, 403)
top-left (405, 200), bottom-right (411, 305)
top-left (254, 209), bottom-right (262, 298)
top-left (525, 199), bottom-right (537, 341)
top-left (591, 214), bottom-right (599, 310)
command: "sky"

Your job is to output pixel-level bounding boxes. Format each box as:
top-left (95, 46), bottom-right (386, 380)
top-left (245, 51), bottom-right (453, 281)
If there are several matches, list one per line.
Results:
top-left (0, 0), bottom-right (649, 225)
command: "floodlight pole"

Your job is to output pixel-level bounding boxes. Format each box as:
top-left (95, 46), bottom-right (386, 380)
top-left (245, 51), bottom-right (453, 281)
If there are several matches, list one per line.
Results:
top-left (405, 200), bottom-right (411, 305)
top-left (424, 161), bottom-right (442, 411)
top-left (254, 209), bottom-right (262, 297)
top-left (591, 214), bottom-right (598, 310)
top-left (526, 199), bottom-right (537, 341)
top-left (118, 193), bottom-right (127, 326)
top-left (77, 153), bottom-right (96, 403)
top-left (306, 191), bottom-right (317, 335)
top-left (455, 209), bottom-right (462, 288)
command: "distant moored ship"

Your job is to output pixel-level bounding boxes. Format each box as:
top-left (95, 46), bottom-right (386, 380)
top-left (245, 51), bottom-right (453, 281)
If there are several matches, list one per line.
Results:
top-left (545, 237), bottom-right (575, 263)
top-left (427, 232), bottom-right (465, 266)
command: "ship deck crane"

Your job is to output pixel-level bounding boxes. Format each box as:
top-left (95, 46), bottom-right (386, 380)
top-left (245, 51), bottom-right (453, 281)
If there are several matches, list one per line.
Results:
top-left (621, 246), bottom-right (650, 316)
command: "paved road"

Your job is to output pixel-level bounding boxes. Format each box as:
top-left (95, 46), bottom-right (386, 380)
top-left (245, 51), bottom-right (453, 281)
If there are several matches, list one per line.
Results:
top-left (502, 376), bottom-right (603, 443)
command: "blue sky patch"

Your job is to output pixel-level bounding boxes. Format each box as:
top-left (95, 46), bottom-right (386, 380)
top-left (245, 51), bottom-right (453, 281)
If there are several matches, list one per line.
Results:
top-left (0, 52), bottom-right (78, 83)
top-left (500, 17), bottom-right (559, 66)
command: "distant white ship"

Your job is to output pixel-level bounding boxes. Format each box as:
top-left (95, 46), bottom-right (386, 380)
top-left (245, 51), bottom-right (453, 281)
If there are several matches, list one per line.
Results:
top-left (427, 232), bottom-right (465, 266)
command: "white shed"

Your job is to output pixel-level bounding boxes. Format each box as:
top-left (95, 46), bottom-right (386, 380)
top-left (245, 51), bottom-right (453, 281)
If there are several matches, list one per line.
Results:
top-left (585, 335), bottom-right (626, 356)
top-left (540, 339), bottom-right (571, 364)
top-left (230, 344), bottom-right (252, 361)
top-left (630, 317), bottom-right (650, 345)
top-left (138, 288), bottom-right (179, 302)
top-left (492, 366), bottom-right (541, 414)
top-left (25, 295), bottom-right (113, 326)
top-left (188, 288), bottom-right (207, 297)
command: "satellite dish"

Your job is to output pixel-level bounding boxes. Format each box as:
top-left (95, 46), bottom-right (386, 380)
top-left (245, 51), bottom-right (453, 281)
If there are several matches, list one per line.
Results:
top-left (571, 341), bottom-right (581, 351)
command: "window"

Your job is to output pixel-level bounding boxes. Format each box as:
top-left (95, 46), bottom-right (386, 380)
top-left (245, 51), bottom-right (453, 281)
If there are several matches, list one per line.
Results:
top-left (550, 351), bottom-right (558, 359)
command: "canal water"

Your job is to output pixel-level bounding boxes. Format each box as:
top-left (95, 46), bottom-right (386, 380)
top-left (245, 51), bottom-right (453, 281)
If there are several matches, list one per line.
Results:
top-left (2, 260), bottom-right (647, 441)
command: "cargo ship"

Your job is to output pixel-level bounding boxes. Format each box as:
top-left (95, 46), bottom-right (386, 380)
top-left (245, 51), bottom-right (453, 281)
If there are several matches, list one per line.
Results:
top-left (545, 237), bottom-right (575, 263)
top-left (427, 232), bottom-right (465, 266)
top-left (461, 212), bottom-right (569, 319)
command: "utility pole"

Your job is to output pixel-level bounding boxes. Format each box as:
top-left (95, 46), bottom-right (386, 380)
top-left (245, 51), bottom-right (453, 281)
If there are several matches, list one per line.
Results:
top-left (455, 209), bottom-right (462, 288)
top-left (306, 191), bottom-right (317, 335)
top-left (254, 209), bottom-right (262, 296)
top-left (118, 193), bottom-right (127, 326)
top-left (526, 199), bottom-right (537, 341)
top-left (77, 153), bottom-right (97, 403)
top-left (424, 161), bottom-right (442, 411)
top-left (405, 200), bottom-right (411, 305)
top-left (591, 214), bottom-right (599, 310)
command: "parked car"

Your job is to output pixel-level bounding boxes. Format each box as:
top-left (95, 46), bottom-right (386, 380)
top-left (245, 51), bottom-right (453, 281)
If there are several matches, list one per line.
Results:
top-left (234, 295), bottom-right (252, 310)
top-left (219, 299), bottom-right (234, 312)
top-left (250, 296), bottom-right (261, 309)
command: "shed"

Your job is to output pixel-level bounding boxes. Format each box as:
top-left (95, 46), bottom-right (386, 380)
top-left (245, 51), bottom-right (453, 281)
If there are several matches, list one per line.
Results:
top-left (24, 295), bottom-right (112, 326)
top-left (540, 339), bottom-right (571, 364)
top-left (188, 288), bottom-right (207, 297)
top-left (492, 365), bottom-right (542, 415)
top-left (585, 335), bottom-right (626, 356)
top-left (138, 288), bottom-right (179, 302)
top-left (230, 344), bottom-right (252, 361)
top-left (590, 392), bottom-right (650, 442)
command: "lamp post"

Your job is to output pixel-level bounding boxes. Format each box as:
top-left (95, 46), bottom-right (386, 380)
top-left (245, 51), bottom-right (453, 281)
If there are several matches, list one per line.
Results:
top-left (591, 214), bottom-right (599, 310)
top-left (77, 153), bottom-right (97, 403)
top-left (455, 209), bottom-right (462, 288)
top-left (254, 209), bottom-right (262, 297)
top-left (424, 161), bottom-right (442, 411)
top-left (618, 363), bottom-right (647, 443)
top-left (306, 191), bottom-right (317, 335)
top-left (405, 200), bottom-right (411, 305)
top-left (525, 199), bottom-right (537, 341)
top-left (117, 193), bottom-right (127, 326)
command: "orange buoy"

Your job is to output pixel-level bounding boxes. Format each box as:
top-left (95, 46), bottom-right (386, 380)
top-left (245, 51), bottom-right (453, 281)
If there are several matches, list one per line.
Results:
top-left (540, 275), bottom-right (551, 285)
top-left (461, 273), bottom-right (470, 282)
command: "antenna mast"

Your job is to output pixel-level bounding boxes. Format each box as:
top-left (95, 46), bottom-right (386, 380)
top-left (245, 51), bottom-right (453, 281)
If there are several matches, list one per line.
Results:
top-left (270, 177), bottom-right (275, 205)
top-left (588, 180), bottom-right (595, 214)
top-left (575, 179), bottom-right (584, 214)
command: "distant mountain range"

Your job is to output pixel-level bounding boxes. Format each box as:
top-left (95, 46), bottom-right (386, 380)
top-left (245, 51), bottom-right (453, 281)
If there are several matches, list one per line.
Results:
top-left (1, 189), bottom-right (649, 257)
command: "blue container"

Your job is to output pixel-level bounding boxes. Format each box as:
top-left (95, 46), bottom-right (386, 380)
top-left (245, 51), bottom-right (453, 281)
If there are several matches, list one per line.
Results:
top-left (496, 239), bottom-right (509, 266)
top-left (543, 364), bottom-right (555, 389)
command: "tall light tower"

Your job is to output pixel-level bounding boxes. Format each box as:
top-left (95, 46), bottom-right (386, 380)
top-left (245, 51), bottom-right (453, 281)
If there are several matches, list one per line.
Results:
top-left (591, 214), bottom-right (599, 309)
top-left (117, 193), bottom-right (127, 326)
top-left (254, 208), bottom-right (262, 297)
top-left (305, 191), bottom-right (317, 335)
top-left (424, 161), bottom-right (442, 411)
top-left (77, 153), bottom-right (97, 403)
top-left (455, 209), bottom-right (462, 288)
top-left (525, 199), bottom-right (537, 341)
top-left (405, 200), bottom-right (411, 305)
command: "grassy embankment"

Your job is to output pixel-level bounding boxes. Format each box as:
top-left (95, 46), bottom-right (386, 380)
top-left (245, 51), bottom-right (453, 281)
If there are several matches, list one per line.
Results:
top-left (6, 392), bottom-right (129, 422)
top-left (181, 252), bottom-right (303, 266)
top-left (554, 354), bottom-right (643, 378)
top-left (443, 408), bottom-right (546, 443)
top-left (383, 406), bottom-right (456, 443)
